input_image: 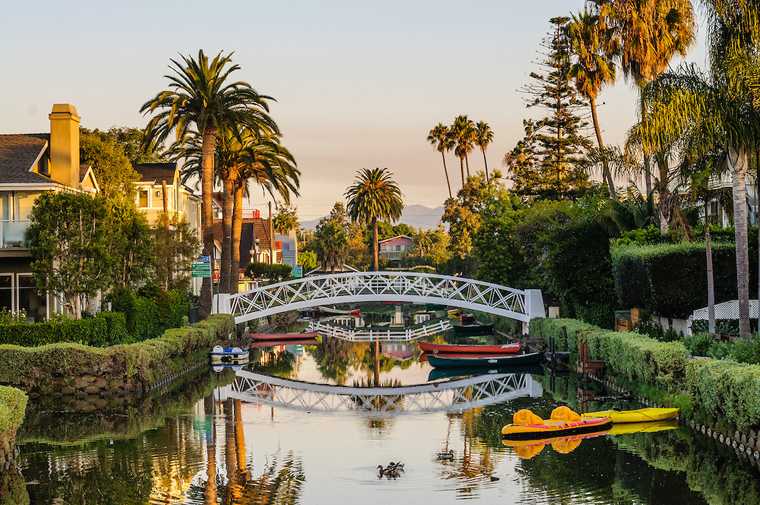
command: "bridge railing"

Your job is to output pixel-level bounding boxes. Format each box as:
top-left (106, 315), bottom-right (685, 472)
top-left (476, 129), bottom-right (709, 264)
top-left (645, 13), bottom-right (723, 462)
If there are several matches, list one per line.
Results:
top-left (307, 318), bottom-right (453, 342)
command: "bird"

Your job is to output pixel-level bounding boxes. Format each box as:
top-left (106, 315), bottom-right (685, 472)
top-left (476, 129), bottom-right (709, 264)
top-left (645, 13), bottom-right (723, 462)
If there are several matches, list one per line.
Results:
top-left (437, 449), bottom-right (455, 461)
top-left (377, 462), bottom-right (405, 479)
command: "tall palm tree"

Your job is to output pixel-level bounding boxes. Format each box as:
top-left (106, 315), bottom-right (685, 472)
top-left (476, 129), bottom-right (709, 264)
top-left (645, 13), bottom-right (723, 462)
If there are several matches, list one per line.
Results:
top-left (427, 123), bottom-right (454, 198)
top-left (599, 0), bottom-right (695, 218)
top-left (474, 121), bottom-right (495, 181)
top-left (568, 8), bottom-right (619, 198)
top-left (641, 2), bottom-right (760, 337)
top-left (450, 115), bottom-right (476, 185)
top-left (344, 168), bottom-right (404, 271)
top-left (141, 50), bottom-right (277, 314)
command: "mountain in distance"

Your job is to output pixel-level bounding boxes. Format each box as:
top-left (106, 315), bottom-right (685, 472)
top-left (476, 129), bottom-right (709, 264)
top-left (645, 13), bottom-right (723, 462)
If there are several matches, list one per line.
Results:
top-left (300, 204), bottom-right (444, 231)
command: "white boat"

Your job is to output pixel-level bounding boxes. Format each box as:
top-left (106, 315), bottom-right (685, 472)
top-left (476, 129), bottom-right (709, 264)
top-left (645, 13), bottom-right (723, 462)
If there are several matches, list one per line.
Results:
top-left (210, 346), bottom-right (250, 365)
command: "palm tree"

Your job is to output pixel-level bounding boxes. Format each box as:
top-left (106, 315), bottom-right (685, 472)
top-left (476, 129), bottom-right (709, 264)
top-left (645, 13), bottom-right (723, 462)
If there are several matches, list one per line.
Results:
top-left (344, 168), bottom-right (404, 271)
top-left (599, 0), bottom-right (695, 218)
top-left (640, 2), bottom-right (760, 337)
top-left (568, 8), bottom-right (618, 198)
top-left (427, 123), bottom-right (454, 198)
top-left (450, 115), bottom-right (476, 185)
top-left (141, 50), bottom-right (277, 314)
top-left (474, 121), bottom-right (495, 181)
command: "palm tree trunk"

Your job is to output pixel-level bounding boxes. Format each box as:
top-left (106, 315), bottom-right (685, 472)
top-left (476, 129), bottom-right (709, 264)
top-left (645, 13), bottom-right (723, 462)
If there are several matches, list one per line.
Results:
top-left (200, 128), bottom-right (217, 317)
top-left (220, 175), bottom-right (234, 294)
top-left (481, 147), bottom-right (490, 182)
top-left (459, 157), bottom-right (465, 188)
top-left (730, 146), bottom-right (751, 338)
top-left (441, 151), bottom-right (452, 198)
top-left (705, 201), bottom-right (715, 335)
top-left (639, 90), bottom-right (653, 212)
top-left (372, 218), bottom-right (379, 271)
top-left (234, 399), bottom-right (248, 481)
top-left (231, 182), bottom-right (245, 294)
top-left (656, 155), bottom-right (671, 235)
top-left (465, 155), bottom-right (471, 178)
top-left (590, 97), bottom-right (615, 199)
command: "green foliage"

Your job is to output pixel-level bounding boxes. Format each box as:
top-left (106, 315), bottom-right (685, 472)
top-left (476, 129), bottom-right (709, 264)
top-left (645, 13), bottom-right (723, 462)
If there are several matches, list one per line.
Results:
top-left (150, 214), bottom-right (199, 291)
top-left (635, 317), bottom-right (682, 342)
top-left (0, 315), bottom-right (234, 395)
top-left (314, 202), bottom-right (350, 271)
top-left (245, 262), bottom-right (293, 283)
top-left (0, 386), bottom-right (27, 435)
top-left (297, 251), bottom-right (318, 272)
top-left (79, 132), bottom-right (140, 201)
top-left (82, 126), bottom-right (166, 163)
top-left (0, 313), bottom-right (130, 347)
top-left (272, 206), bottom-right (299, 234)
top-left (109, 288), bottom-right (190, 341)
top-left (612, 241), bottom-right (757, 318)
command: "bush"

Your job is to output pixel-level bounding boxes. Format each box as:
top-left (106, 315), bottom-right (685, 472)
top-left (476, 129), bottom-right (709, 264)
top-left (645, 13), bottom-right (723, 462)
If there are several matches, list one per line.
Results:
top-left (0, 312), bottom-right (130, 347)
top-left (0, 386), bottom-right (27, 435)
top-left (612, 241), bottom-right (757, 318)
top-left (109, 287), bottom-right (190, 340)
top-left (245, 262), bottom-right (293, 283)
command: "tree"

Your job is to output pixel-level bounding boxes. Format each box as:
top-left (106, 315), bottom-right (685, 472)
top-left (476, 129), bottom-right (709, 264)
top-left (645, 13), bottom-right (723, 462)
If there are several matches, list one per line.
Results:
top-left (599, 0), bottom-right (696, 208)
top-left (449, 115), bottom-right (476, 185)
top-left (640, 2), bottom-right (759, 337)
top-left (345, 168), bottom-right (404, 271)
top-left (82, 127), bottom-right (166, 163)
top-left (27, 193), bottom-right (112, 318)
top-left (151, 214), bottom-right (200, 291)
top-left (108, 202), bottom-right (153, 290)
top-left (273, 206), bottom-right (299, 234)
top-left (298, 250), bottom-right (318, 272)
top-left (141, 50), bottom-right (277, 316)
top-left (504, 119), bottom-right (540, 197)
top-left (567, 8), bottom-right (618, 198)
top-left (474, 121), bottom-right (494, 181)
top-left (519, 17), bottom-right (592, 199)
top-left (314, 203), bottom-right (350, 272)
top-left (80, 133), bottom-right (140, 201)
top-left (427, 123), bottom-right (454, 198)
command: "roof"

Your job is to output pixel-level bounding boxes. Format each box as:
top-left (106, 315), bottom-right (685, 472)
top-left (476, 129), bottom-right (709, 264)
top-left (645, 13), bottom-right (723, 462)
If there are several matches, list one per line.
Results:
top-left (0, 134), bottom-right (53, 184)
top-left (211, 217), bottom-right (276, 269)
top-left (379, 234), bottom-right (413, 244)
top-left (133, 162), bottom-right (176, 183)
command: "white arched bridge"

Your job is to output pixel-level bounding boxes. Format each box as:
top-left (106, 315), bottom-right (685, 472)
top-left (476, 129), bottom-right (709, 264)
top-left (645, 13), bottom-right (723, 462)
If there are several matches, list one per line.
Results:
top-left (229, 370), bottom-right (543, 416)
top-left (216, 271), bottom-right (545, 330)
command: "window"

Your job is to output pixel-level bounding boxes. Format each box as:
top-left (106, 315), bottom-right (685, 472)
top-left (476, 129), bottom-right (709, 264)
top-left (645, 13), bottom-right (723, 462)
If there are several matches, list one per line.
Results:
top-left (15, 192), bottom-right (37, 220)
top-left (0, 275), bottom-right (11, 312)
top-left (0, 193), bottom-right (9, 221)
top-left (138, 189), bottom-right (149, 208)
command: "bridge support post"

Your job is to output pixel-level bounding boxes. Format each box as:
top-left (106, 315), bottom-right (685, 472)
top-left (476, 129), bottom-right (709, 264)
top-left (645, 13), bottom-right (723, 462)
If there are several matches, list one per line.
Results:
top-left (214, 294), bottom-right (231, 315)
top-left (523, 289), bottom-right (546, 335)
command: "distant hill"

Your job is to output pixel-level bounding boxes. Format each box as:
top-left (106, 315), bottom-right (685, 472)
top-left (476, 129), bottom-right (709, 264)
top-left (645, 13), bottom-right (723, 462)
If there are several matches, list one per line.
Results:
top-left (300, 204), bottom-right (444, 231)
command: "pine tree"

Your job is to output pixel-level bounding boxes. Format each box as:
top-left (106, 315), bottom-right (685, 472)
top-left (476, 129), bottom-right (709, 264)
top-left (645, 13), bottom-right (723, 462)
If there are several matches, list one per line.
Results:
top-left (511, 17), bottom-right (591, 199)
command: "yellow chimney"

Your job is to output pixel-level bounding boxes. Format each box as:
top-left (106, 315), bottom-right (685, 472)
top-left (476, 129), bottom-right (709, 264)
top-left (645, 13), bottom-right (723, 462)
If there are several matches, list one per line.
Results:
top-left (48, 104), bottom-right (80, 188)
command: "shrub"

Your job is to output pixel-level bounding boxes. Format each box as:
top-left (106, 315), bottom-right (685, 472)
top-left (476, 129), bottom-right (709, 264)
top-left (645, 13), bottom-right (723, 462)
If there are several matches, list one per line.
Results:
top-left (109, 287), bottom-right (190, 340)
top-left (612, 241), bottom-right (757, 318)
top-left (245, 262), bottom-right (293, 283)
top-left (0, 312), bottom-right (130, 347)
top-left (0, 386), bottom-right (27, 435)
top-left (683, 333), bottom-right (714, 356)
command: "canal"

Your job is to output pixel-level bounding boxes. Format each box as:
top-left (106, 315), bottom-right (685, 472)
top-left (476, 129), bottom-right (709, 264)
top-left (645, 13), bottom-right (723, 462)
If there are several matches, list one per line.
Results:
top-left (9, 311), bottom-right (760, 504)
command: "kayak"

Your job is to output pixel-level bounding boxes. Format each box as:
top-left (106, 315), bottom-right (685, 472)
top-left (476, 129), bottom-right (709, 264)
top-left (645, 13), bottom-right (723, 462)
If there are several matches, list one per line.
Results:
top-left (582, 407), bottom-right (679, 424)
top-left (502, 416), bottom-right (612, 440)
top-left (607, 419), bottom-right (679, 436)
top-left (419, 341), bottom-right (521, 354)
top-left (428, 352), bottom-right (543, 369)
top-left (251, 332), bottom-right (318, 341)
top-left (502, 429), bottom-right (610, 458)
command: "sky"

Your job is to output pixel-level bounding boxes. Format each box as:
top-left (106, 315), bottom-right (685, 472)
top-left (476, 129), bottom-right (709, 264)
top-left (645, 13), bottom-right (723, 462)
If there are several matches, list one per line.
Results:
top-left (1, 1), bottom-right (707, 221)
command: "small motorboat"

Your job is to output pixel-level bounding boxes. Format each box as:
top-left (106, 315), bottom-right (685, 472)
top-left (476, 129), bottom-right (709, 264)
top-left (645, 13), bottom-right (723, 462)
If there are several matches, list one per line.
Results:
top-left (210, 346), bottom-right (249, 365)
top-left (428, 352), bottom-right (543, 369)
top-left (582, 407), bottom-right (679, 424)
top-left (419, 341), bottom-right (521, 355)
top-left (502, 407), bottom-right (612, 441)
top-left (251, 332), bottom-right (317, 341)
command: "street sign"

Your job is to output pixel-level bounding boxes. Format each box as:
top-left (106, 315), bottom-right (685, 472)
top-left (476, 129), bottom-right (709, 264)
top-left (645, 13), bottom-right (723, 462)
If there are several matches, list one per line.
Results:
top-left (198, 255), bottom-right (210, 263)
top-left (192, 262), bottom-right (212, 278)
top-left (291, 265), bottom-right (303, 279)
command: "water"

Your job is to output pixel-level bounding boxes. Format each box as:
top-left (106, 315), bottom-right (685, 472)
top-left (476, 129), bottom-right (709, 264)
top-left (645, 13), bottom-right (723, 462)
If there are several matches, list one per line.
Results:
top-left (9, 332), bottom-right (760, 504)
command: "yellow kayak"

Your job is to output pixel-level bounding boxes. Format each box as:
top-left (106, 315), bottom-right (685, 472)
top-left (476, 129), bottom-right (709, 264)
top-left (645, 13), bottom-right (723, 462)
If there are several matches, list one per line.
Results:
top-left (607, 419), bottom-right (679, 436)
top-left (582, 407), bottom-right (678, 424)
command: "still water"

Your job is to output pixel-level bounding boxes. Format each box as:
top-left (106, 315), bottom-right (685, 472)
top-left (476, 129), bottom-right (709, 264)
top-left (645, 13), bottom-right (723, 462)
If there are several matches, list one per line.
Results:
top-left (10, 335), bottom-right (760, 504)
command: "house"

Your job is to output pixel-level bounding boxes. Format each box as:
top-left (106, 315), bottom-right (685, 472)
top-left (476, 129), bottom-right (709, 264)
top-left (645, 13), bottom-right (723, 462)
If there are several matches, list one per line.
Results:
top-left (132, 162), bottom-right (202, 233)
top-left (378, 235), bottom-right (414, 263)
top-left (698, 172), bottom-right (759, 227)
top-left (0, 104), bottom-right (99, 320)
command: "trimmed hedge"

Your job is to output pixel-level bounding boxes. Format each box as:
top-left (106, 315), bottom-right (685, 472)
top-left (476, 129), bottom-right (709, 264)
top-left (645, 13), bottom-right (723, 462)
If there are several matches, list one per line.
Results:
top-left (110, 288), bottom-right (190, 341)
top-left (532, 318), bottom-right (688, 389)
top-left (0, 312), bottom-right (130, 347)
top-left (0, 314), bottom-right (234, 396)
top-left (612, 241), bottom-right (758, 319)
top-left (0, 386), bottom-right (27, 435)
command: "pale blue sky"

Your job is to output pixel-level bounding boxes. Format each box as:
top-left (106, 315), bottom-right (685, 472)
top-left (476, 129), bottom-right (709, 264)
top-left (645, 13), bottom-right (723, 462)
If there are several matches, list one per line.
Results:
top-left (1, 1), bottom-right (707, 219)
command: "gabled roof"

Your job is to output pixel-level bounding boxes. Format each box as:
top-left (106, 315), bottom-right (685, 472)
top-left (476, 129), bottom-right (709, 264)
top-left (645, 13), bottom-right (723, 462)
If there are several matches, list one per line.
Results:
top-left (133, 162), bottom-right (177, 183)
top-left (379, 234), bottom-right (413, 244)
top-left (0, 134), bottom-right (54, 184)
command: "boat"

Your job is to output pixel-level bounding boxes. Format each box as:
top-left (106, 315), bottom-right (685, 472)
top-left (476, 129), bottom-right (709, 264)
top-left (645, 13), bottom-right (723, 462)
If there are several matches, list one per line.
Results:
top-left (251, 332), bottom-right (318, 341)
top-left (427, 352), bottom-right (543, 368)
top-left (501, 407), bottom-right (612, 441)
top-left (607, 419), bottom-right (679, 436)
top-left (419, 341), bottom-right (521, 355)
top-left (210, 346), bottom-right (249, 365)
top-left (582, 407), bottom-right (679, 424)
top-left (502, 429), bottom-right (610, 458)
top-left (249, 338), bottom-right (319, 349)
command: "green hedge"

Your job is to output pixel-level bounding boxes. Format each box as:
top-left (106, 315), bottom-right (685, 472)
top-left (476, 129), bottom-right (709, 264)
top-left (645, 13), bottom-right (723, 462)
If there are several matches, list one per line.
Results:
top-left (611, 241), bottom-right (756, 318)
top-left (0, 312), bottom-right (130, 347)
top-left (532, 318), bottom-right (688, 388)
top-left (0, 386), bottom-right (27, 435)
top-left (110, 288), bottom-right (190, 340)
top-left (0, 315), bottom-right (234, 395)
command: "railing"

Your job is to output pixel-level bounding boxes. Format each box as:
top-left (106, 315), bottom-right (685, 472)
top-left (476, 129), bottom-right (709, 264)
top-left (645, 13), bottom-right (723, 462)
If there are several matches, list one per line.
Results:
top-left (307, 318), bottom-right (453, 342)
top-left (0, 220), bottom-right (29, 248)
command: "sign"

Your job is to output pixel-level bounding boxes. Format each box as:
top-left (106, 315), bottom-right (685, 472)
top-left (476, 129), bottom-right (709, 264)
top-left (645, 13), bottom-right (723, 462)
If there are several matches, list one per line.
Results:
top-left (198, 255), bottom-right (210, 263)
top-left (192, 261), bottom-right (212, 278)
top-left (291, 265), bottom-right (303, 279)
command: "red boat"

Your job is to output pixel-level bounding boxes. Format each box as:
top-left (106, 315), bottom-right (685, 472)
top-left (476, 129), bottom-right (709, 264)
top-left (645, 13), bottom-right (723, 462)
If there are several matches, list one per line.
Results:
top-left (251, 332), bottom-right (318, 341)
top-left (418, 341), bottom-right (521, 355)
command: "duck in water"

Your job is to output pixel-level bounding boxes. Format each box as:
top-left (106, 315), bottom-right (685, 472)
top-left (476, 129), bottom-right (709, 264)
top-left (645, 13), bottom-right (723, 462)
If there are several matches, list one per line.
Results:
top-left (377, 462), bottom-right (405, 479)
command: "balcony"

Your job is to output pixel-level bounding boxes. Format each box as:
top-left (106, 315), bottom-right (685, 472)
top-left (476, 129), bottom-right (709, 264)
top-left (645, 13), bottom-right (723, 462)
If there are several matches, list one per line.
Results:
top-left (0, 220), bottom-right (30, 248)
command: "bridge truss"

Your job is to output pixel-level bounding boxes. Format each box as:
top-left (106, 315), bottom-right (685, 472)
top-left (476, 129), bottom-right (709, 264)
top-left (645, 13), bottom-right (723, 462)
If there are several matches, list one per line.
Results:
top-left (306, 318), bottom-right (453, 342)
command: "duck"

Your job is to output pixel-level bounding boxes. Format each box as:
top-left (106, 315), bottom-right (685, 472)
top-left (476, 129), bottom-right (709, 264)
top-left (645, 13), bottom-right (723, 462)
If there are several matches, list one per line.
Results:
top-left (377, 462), bottom-right (405, 479)
top-left (437, 449), bottom-right (455, 461)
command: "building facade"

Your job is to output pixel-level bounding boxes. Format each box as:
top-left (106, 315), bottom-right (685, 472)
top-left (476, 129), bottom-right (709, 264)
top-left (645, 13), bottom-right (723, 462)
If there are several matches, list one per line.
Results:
top-left (378, 235), bottom-right (414, 264)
